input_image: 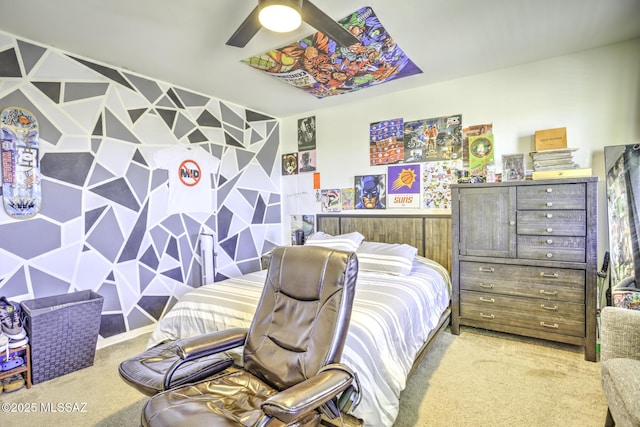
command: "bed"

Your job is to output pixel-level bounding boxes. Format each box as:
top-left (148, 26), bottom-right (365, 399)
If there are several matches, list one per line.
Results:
top-left (146, 214), bottom-right (452, 427)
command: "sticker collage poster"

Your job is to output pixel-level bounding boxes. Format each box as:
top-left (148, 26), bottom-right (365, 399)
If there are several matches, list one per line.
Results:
top-left (422, 160), bottom-right (461, 209)
top-left (387, 164), bottom-right (421, 208)
top-left (242, 6), bottom-right (422, 99)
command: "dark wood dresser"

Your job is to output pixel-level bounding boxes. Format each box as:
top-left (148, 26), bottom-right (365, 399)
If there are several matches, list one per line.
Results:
top-left (450, 177), bottom-right (598, 361)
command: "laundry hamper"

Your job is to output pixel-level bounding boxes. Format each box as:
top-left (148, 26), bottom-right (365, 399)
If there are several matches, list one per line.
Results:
top-left (21, 290), bottom-right (103, 384)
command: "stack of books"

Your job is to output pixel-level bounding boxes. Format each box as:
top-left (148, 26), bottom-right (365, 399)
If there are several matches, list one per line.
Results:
top-left (529, 148), bottom-right (592, 179)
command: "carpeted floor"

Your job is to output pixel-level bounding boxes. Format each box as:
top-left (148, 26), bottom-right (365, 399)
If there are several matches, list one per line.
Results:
top-left (0, 326), bottom-right (607, 426)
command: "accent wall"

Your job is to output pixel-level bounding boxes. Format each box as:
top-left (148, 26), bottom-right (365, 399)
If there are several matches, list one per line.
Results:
top-left (0, 30), bottom-right (282, 341)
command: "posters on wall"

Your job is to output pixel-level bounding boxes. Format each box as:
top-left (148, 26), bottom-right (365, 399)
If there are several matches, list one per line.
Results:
top-left (292, 114), bottom-right (497, 214)
top-left (387, 164), bottom-right (421, 208)
top-left (355, 174), bottom-right (386, 209)
top-left (369, 114), bottom-right (463, 166)
top-left (242, 7), bottom-right (422, 99)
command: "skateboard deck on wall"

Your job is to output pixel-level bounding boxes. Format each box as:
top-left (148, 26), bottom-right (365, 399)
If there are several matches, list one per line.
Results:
top-left (1, 106), bottom-right (41, 219)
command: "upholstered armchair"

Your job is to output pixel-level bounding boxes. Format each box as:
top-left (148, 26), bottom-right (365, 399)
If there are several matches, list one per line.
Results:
top-left (134, 245), bottom-right (360, 427)
top-left (600, 306), bottom-right (640, 426)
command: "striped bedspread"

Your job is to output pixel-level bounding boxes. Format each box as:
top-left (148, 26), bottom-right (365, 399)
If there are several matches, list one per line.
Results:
top-left (147, 256), bottom-right (451, 427)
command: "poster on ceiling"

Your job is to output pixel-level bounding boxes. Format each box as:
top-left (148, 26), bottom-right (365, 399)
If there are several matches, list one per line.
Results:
top-left (242, 6), bottom-right (422, 99)
top-left (387, 164), bottom-right (421, 208)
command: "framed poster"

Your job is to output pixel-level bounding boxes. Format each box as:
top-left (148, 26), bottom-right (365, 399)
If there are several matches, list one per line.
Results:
top-left (469, 134), bottom-right (494, 176)
top-left (321, 189), bottom-right (342, 212)
top-left (387, 164), bottom-right (420, 208)
top-left (502, 153), bottom-right (526, 181)
top-left (369, 118), bottom-right (404, 165)
top-left (355, 174), bottom-right (386, 209)
top-left (282, 152), bottom-right (298, 175)
top-left (297, 116), bottom-right (316, 151)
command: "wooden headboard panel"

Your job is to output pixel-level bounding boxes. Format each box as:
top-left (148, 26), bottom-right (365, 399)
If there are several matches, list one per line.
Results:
top-left (316, 214), bottom-right (452, 273)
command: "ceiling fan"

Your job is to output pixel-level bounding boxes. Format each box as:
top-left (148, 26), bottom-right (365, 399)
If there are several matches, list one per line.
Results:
top-left (226, 0), bottom-right (360, 48)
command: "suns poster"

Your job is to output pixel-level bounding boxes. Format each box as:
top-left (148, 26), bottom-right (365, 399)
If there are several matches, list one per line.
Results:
top-left (387, 164), bottom-right (421, 208)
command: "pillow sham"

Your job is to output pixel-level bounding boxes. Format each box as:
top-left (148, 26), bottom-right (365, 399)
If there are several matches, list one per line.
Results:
top-left (356, 241), bottom-right (418, 276)
top-left (304, 231), bottom-right (364, 252)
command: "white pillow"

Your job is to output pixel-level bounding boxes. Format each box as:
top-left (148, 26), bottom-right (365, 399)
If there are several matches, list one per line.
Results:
top-left (356, 241), bottom-right (417, 275)
top-left (304, 231), bottom-right (364, 252)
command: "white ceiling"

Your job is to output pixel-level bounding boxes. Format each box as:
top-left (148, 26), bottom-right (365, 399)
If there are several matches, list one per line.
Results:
top-left (1, 0), bottom-right (639, 118)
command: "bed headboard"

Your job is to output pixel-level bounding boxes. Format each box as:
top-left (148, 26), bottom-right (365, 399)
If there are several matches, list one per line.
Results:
top-left (316, 214), bottom-right (452, 274)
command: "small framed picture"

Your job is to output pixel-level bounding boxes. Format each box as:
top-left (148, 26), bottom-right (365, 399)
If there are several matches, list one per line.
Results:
top-left (502, 154), bottom-right (526, 181)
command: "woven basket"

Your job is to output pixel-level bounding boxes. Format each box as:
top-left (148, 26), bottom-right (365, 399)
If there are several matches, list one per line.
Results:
top-left (21, 290), bottom-right (104, 384)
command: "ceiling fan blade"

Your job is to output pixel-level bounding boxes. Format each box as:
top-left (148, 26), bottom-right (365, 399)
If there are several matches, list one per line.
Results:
top-left (301, 0), bottom-right (360, 47)
top-left (226, 5), bottom-right (262, 47)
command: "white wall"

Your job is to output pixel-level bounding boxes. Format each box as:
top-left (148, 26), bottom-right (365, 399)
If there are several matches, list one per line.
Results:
top-left (280, 38), bottom-right (640, 262)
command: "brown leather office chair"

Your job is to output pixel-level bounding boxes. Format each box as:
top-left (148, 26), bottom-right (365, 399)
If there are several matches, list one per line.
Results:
top-left (140, 245), bottom-right (360, 427)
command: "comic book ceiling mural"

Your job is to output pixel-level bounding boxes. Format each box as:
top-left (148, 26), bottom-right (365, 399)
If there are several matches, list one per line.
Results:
top-left (243, 6), bottom-right (422, 98)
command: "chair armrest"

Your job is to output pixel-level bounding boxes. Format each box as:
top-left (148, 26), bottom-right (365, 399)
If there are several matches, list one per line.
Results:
top-left (161, 328), bottom-right (247, 391)
top-left (601, 307), bottom-right (640, 362)
top-left (177, 327), bottom-right (247, 361)
top-left (261, 364), bottom-right (354, 425)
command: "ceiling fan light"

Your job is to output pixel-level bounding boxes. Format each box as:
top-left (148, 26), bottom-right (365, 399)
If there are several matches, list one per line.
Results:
top-left (258, 1), bottom-right (302, 33)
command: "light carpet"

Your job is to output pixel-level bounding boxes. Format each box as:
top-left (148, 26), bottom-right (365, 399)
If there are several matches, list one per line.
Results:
top-left (0, 326), bottom-right (607, 426)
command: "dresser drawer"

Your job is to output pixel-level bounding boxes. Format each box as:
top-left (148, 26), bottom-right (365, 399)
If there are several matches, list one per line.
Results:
top-left (517, 184), bottom-right (585, 210)
top-left (517, 210), bottom-right (586, 236)
top-left (517, 235), bottom-right (585, 262)
top-left (460, 291), bottom-right (585, 337)
top-left (460, 261), bottom-right (585, 303)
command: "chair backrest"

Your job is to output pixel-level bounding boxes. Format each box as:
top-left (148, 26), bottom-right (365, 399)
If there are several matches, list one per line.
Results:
top-left (243, 245), bottom-right (358, 391)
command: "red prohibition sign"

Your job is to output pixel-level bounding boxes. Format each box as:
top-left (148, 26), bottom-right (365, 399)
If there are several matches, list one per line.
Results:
top-left (178, 159), bottom-right (202, 187)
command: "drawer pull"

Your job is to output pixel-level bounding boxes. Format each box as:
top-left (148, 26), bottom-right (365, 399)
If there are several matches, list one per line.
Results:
top-left (540, 289), bottom-right (559, 296)
top-left (479, 267), bottom-right (495, 273)
top-left (541, 304), bottom-right (559, 311)
top-left (546, 239), bottom-right (553, 244)
top-left (546, 188), bottom-right (553, 193)
top-left (546, 227), bottom-right (553, 233)
top-left (480, 313), bottom-right (495, 319)
top-left (546, 202), bottom-right (553, 207)
top-left (546, 213), bottom-right (553, 219)
top-left (479, 297), bottom-right (495, 303)
top-left (546, 253), bottom-right (553, 258)
top-left (540, 322), bottom-right (559, 329)
top-left (539, 272), bottom-right (559, 278)
top-left (479, 283), bottom-right (494, 289)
